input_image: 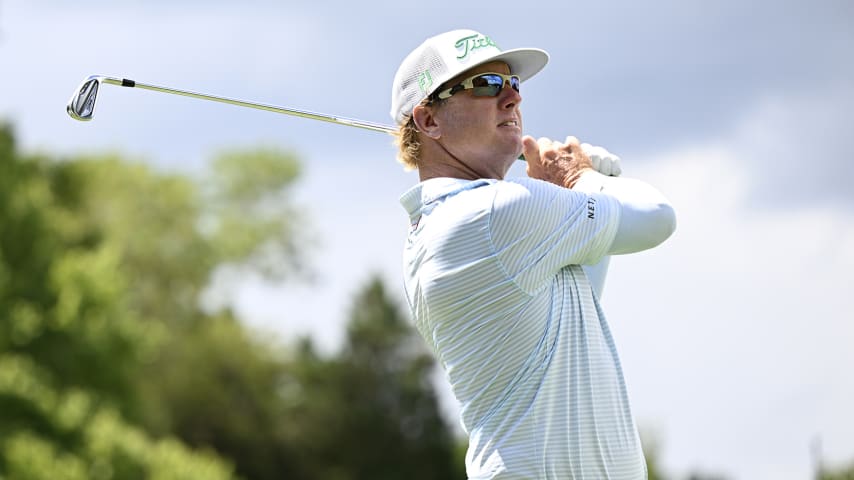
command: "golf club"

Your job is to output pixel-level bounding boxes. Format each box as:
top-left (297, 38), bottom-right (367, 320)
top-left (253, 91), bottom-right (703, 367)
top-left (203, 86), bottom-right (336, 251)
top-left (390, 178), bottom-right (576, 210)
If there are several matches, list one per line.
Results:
top-left (66, 75), bottom-right (396, 134)
top-left (66, 74), bottom-right (528, 161)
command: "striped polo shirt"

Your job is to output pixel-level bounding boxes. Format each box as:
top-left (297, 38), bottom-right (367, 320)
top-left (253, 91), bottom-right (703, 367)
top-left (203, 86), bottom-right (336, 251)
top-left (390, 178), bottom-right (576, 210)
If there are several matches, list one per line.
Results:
top-left (400, 177), bottom-right (646, 480)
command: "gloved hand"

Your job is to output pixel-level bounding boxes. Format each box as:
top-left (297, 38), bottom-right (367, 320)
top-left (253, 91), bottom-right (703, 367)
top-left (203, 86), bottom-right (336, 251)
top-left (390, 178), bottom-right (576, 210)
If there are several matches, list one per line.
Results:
top-left (581, 143), bottom-right (621, 177)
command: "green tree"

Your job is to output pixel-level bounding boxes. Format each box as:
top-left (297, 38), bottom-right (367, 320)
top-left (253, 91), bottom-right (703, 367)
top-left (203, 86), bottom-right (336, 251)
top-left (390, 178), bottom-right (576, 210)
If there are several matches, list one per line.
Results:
top-left (283, 277), bottom-right (466, 480)
top-left (820, 459), bottom-right (854, 480)
top-left (643, 432), bottom-right (666, 480)
top-left (2, 120), bottom-right (465, 480)
top-left (0, 123), bottom-right (238, 479)
top-left (135, 311), bottom-right (303, 480)
top-left (105, 146), bottom-right (311, 480)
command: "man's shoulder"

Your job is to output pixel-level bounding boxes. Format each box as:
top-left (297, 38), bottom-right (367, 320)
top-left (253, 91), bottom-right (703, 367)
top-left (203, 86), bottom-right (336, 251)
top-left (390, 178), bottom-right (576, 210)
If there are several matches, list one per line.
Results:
top-left (490, 177), bottom-right (569, 208)
top-left (401, 177), bottom-right (564, 217)
top-left (496, 176), bottom-right (568, 195)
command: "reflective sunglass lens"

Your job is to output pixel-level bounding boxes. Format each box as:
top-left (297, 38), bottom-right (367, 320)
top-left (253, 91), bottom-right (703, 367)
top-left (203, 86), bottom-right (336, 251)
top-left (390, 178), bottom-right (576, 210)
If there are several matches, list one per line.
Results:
top-left (472, 75), bottom-right (503, 97)
top-left (435, 73), bottom-right (522, 100)
top-left (472, 74), bottom-right (520, 97)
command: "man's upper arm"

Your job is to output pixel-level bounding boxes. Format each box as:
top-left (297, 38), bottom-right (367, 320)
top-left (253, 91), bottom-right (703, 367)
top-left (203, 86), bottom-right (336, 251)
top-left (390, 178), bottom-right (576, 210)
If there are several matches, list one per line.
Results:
top-left (489, 179), bottom-right (621, 292)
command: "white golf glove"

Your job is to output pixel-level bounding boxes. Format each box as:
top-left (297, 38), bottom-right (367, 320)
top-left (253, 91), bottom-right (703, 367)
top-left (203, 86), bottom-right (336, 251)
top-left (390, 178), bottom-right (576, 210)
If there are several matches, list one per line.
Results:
top-left (582, 143), bottom-right (621, 177)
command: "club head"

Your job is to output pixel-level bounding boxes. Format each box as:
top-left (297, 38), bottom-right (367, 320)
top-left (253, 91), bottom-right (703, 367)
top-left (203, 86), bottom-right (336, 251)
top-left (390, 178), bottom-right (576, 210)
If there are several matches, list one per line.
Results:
top-left (67, 76), bottom-right (103, 121)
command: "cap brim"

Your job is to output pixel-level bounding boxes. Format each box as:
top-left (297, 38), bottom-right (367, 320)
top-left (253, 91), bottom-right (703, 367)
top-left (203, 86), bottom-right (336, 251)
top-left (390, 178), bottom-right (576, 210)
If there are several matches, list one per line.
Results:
top-left (487, 48), bottom-right (550, 82)
top-left (421, 48), bottom-right (549, 99)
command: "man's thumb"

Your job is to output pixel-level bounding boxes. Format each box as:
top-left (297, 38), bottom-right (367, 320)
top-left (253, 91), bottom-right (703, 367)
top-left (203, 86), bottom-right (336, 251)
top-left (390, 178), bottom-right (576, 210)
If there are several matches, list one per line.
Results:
top-left (522, 136), bottom-right (539, 162)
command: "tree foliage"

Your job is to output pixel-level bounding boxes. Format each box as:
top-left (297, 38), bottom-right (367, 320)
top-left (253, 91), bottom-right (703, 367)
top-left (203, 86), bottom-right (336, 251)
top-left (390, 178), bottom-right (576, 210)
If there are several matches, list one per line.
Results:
top-left (0, 123), bottom-right (238, 478)
top-left (280, 278), bottom-right (465, 480)
top-left (135, 312), bottom-right (304, 480)
top-left (0, 122), bottom-right (464, 479)
top-left (820, 460), bottom-right (854, 480)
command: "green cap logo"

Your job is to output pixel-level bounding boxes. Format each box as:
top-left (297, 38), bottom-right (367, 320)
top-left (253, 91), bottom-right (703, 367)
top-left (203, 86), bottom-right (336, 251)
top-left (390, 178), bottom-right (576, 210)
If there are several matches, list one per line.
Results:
top-left (454, 33), bottom-right (499, 60)
top-left (418, 70), bottom-right (433, 94)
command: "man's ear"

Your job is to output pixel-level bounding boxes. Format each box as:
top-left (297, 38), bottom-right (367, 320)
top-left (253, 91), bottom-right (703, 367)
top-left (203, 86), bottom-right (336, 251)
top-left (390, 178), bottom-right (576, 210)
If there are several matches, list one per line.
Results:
top-left (412, 104), bottom-right (442, 139)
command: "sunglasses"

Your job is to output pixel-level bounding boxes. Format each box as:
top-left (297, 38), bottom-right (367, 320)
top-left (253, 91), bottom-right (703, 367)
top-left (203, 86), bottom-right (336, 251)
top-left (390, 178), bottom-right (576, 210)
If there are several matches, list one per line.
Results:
top-left (431, 72), bottom-right (521, 101)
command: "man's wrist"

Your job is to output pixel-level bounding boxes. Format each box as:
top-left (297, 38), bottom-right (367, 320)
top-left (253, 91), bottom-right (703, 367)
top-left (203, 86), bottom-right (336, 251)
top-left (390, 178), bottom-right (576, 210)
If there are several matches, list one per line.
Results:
top-left (564, 167), bottom-right (597, 189)
top-left (569, 169), bottom-right (607, 192)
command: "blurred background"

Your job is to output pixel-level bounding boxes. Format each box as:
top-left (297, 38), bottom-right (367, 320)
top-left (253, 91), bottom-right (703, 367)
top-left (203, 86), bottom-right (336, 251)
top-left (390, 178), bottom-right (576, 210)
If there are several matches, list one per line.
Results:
top-left (1, 0), bottom-right (853, 478)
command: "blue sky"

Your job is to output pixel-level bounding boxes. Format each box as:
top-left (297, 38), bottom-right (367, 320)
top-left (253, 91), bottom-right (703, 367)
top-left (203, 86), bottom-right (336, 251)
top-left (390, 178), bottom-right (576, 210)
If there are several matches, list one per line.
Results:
top-left (3, 0), bottom-right (853, 478)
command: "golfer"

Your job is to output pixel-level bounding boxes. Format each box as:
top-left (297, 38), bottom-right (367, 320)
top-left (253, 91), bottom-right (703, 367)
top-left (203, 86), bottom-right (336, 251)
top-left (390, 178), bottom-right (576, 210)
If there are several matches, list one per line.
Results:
top-left (391, 30), bottom-right (676, 479)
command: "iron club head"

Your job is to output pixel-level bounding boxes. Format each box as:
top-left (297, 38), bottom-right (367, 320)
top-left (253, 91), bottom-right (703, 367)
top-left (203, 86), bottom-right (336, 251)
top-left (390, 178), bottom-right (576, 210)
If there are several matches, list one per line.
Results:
top-left (67, 75), bottom-right (104, 121)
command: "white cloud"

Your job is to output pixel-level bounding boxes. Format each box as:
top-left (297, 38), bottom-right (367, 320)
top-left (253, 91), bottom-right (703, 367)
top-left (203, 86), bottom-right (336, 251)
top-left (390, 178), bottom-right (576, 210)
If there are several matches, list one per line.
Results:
top-left (727, 83), bottom-right (854, 208)
top-left (604, 115), bottom-right (854, 479)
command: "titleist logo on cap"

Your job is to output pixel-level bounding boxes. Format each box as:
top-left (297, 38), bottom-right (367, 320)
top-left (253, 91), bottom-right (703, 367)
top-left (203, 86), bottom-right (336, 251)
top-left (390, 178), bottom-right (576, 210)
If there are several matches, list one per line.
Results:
top-left (454, 34), bottom-right (499, 60)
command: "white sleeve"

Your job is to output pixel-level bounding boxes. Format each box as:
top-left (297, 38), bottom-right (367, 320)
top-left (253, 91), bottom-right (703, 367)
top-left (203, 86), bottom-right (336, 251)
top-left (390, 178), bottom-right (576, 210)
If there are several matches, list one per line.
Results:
top-left (573, 170), bottom-right (676, 255)
top-left (489, 178), bottom-right (621, 293)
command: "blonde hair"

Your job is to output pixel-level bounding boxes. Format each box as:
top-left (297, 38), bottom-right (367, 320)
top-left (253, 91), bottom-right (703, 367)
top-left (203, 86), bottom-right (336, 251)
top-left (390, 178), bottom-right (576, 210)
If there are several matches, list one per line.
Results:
top-left (394, 97), bottom-right (448, 170)
top-left (393, 116), bottom-right (422, 171)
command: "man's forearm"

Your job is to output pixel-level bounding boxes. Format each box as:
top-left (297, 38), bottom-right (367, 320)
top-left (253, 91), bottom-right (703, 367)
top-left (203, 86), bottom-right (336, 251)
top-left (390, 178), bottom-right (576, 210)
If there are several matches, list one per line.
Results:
top-left (573, 170), bottom-right (676, 255)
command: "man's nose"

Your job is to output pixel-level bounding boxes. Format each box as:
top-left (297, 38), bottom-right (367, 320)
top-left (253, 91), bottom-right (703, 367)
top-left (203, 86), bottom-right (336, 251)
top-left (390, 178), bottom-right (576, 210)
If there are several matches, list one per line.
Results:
top-left (501, 81), bottom-right (522, 108)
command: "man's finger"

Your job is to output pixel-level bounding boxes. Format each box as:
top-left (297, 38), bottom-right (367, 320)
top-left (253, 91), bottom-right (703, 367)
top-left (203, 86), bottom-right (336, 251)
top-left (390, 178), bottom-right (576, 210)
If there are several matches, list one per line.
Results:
top-left (589, 151), bottom-right (601, 172)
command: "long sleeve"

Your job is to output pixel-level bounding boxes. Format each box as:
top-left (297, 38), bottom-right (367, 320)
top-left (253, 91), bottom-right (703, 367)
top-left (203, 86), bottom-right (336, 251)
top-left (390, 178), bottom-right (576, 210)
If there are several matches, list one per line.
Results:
top-left (573, 170), bottom-right (676, 255)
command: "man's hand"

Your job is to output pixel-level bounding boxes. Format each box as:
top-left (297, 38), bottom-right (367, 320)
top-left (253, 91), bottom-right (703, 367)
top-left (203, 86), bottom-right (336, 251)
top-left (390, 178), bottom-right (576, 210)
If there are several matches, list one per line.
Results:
top-left (523, 136), bottom-right (593, 188)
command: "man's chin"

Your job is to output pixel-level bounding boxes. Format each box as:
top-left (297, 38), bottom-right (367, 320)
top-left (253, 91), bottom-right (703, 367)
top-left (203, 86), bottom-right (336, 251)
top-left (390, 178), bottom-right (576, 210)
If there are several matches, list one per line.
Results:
top-left (511, 139), bottom-right (524, 162)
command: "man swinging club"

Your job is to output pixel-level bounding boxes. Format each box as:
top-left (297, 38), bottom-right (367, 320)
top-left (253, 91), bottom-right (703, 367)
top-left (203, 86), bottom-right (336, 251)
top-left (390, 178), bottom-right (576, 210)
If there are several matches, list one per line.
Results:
top-left (391, 29), bottom-right (676, 479)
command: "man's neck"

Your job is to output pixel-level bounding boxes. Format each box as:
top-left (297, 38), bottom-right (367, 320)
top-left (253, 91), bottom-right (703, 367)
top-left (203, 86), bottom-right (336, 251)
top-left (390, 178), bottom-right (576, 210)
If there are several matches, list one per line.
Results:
top-left (418, 161), bottom-right (484, 182)
top-left (418, 143), bottom-right (510, 182)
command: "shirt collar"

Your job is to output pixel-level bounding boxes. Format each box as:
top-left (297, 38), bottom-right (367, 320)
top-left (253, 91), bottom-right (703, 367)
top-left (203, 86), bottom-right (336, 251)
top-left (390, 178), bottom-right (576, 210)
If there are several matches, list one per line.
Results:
top-left (400, 177), bottom-right (495, 224)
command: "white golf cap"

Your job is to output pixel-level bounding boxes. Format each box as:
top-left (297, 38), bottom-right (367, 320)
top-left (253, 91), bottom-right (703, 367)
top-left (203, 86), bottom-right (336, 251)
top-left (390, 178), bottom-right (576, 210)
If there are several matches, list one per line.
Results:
top-left (390, 29), bottom-right (549, 125)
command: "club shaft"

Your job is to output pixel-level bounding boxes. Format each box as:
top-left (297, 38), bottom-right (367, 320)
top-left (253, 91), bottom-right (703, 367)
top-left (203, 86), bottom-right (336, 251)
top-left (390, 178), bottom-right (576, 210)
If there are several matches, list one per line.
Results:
top-left (77, 75), bottom-right (527, 161)
top-left (99, 76), bottom-right (396, 134)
